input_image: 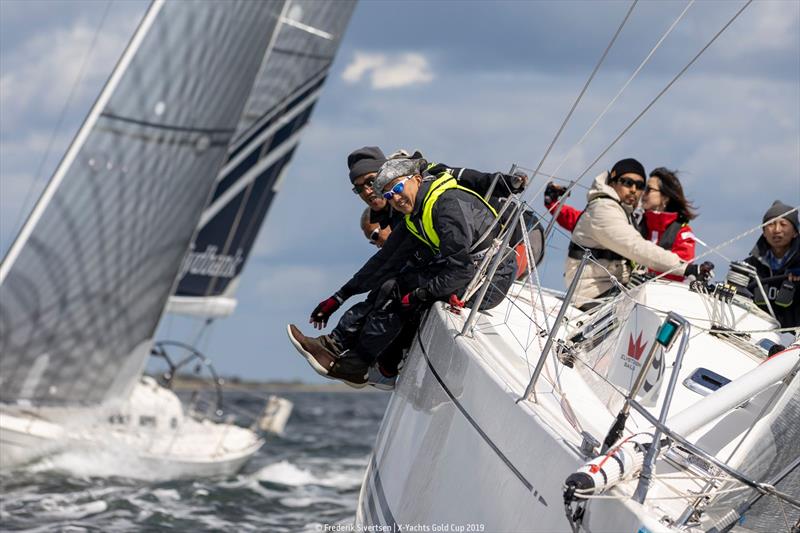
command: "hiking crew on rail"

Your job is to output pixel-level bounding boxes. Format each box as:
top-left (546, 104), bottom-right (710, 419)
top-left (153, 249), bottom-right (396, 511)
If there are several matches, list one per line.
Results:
top-left (288, 157), bottom-right (517, 389)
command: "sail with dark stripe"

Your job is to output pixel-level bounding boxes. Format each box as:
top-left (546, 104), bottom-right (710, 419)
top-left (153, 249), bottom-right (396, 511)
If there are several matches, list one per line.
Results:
top-left (0, 0), bottom-right (285, 406)
top-left (169, 0), bottom-right (357, 318)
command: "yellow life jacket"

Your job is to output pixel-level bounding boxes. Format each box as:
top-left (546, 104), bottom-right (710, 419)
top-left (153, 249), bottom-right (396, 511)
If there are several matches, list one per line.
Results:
top-left (404, 173), bottom-right (498, 253)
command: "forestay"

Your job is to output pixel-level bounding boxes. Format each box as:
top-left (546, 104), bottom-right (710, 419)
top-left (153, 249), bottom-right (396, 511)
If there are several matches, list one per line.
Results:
top-left (169, 0), bottom-right (357, 318)
top-left (0, 0), bottom-right (284, 406)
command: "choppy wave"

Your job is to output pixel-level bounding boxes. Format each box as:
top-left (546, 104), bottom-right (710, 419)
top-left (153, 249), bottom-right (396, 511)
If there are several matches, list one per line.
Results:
top-left (0, 391), bottom-right (389, 532)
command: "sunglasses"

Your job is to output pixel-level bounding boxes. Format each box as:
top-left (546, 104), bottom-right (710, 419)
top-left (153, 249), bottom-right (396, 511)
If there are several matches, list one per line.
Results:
top-left (382, 176), bottom-right (412, 200)
top-left (352, 177), bottom-right (375, 195)
top-left (369, 228), bottom-right (381, 244)
top-left (615, 177), bottom-right (645, 191)
top-left (644, 186), bottom-right (661, 194)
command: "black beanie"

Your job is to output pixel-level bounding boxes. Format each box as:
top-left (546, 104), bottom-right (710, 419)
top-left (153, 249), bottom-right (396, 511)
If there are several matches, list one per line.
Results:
top-left (609, 158), bottom-right (646, 181)
top-left (762, 200), bottom-right (799, 232)
top-left (347, 146), bottom-right (386, 183)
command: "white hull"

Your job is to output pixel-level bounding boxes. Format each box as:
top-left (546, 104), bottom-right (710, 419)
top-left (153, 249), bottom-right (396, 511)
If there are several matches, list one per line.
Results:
top-left (357, 303), bottom-right (658, 532)
top-left (357, 281), bottom-right (796, 532)
top-left (0, 377), bottom-right (263, 480)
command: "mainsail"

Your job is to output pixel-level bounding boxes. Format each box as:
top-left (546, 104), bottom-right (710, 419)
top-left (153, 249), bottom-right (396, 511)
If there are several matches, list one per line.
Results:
top-left (0, 0), bottom-right (286, 406)
top-left (168, 0), bottom-right (357, 318)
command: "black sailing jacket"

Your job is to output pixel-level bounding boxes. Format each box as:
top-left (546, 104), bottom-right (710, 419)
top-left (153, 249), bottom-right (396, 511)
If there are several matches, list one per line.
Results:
top-left (743, 235), bottom-right (800, 329)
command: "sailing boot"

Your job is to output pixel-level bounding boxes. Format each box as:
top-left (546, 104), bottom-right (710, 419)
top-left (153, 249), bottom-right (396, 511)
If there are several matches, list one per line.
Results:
top-left (329, 354), bottom-right (370, 389)
top-left (287, 324), bottom-right (343, 376)
top-left (287, 324), bottom-right (368, 388)
top-left (367, 363), bottom-right (397, 391)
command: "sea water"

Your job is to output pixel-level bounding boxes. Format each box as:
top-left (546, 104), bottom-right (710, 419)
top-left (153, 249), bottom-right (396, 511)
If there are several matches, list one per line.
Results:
top-left (0, 391), bottom-right (389, 532)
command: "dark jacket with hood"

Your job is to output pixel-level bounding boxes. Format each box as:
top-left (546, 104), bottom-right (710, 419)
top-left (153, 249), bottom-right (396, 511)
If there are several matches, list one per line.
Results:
top-left (744, 236), bottom-right (800, 329)
top-left (339, 176), bottom-right (515, 308)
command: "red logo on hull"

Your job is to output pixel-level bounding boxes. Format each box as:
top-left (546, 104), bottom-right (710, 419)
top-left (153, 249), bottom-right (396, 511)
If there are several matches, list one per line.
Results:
top-left (627, 332), bottom-right (647, 361)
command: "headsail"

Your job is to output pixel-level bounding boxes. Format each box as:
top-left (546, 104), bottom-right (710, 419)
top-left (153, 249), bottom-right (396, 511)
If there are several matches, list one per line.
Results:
top-left (168, 0), bottom-right (357, 318)
top-left (0, 0), bottom-right (286, 406)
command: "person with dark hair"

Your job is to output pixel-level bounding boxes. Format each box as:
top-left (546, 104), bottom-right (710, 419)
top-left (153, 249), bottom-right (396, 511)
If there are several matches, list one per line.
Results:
top-left (743, 201), bottom-right (800, 329)
top-left (637, 167), bottom-right (697, 280)
top-left (288, 158), bottom-right (517, 388)
top-left (563, 158), bottom-right (711, 309)
top-left (546, 166), bottom-right (698, 280)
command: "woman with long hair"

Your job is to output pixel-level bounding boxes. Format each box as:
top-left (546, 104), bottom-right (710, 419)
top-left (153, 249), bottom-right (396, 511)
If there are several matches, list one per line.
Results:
top-left (638, 167), bottom-right (697, 279)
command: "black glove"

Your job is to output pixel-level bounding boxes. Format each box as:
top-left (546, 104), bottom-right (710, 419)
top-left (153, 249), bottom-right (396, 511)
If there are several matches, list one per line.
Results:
top-left (684, 261), bottom-right (715, 282)
top-left (544, 182), bottom-right (567, 208)
top-left (628, 270), bottom-right (655, 288)
top-left (309, 292), bottom-right (344, 329)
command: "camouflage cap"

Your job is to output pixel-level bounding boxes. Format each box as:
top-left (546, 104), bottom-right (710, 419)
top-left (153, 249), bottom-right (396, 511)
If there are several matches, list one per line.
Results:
top-left (373, 158), bottom-right (422, 193)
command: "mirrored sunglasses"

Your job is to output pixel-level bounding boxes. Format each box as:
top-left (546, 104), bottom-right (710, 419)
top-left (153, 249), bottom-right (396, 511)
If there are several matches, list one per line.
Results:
top-left (382, 176), bottom-right (411, 200)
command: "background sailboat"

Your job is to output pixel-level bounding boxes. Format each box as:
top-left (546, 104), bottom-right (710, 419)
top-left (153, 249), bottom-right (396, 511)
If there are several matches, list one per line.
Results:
top-left (0, 0), bottom-right (294, 476)
top-left (168, 0), bottom-right (357, 319)
top-left (154, 0), bottom-right (356, 438)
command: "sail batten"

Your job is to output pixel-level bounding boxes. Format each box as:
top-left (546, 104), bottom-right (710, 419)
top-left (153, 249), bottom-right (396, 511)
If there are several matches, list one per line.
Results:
top-left (0, 0), bottom-right (288, 406)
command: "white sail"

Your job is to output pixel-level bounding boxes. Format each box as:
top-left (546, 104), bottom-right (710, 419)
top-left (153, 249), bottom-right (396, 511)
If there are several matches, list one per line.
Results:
top-left (0, 0), bottom-right (286, 407)
top-left (168, 0), bottom-right (357, 318)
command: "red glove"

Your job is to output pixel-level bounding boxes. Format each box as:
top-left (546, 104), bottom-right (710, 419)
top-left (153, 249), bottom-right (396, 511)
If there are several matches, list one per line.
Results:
top-left (400, 288), bottom-right (430, 310)
top-left (401, 292), bottom-right (413, 309)
top-left (448, 294), bottom-right (465, 308)
top-left (310, 293), bottom-right (343, 329)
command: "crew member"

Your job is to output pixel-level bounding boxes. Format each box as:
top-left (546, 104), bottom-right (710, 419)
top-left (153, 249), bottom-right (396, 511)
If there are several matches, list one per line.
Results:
top-left (743, 201), bottom-right (799, 329)
top-left (361, 208), bottom-right (391, 248)
top-left (564, 158), bottom-right (709, 309)
top-left (546, 167), bottom-right (698, 280)
top-left (288, 158), bottom-right (517, 387)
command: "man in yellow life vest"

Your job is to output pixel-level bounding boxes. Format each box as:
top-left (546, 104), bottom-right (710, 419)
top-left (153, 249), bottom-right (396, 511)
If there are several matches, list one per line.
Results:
top-left (288, 158), bottom-right (517, 389)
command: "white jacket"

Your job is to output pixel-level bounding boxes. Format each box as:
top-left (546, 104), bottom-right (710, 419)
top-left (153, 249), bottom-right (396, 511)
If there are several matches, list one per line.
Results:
top-left (564, 172), bottom-right (685, 305)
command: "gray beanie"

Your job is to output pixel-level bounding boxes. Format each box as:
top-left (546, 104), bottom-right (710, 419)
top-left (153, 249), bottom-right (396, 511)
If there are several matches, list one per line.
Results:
top-left (347, 146), bottom-right (386, 183)
top-left (763, 200), bottom-right (799, 232)
top-left (373, 158), bottom-right (422, 194)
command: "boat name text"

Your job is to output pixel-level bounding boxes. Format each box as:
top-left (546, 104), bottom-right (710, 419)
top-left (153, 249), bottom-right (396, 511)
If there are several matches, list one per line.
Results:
top-left (179, 245), bottom-right (243, 279)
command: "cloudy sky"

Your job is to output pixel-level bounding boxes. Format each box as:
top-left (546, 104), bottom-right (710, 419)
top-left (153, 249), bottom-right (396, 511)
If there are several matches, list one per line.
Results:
top-left (1, 0), bottom-right (798, 383)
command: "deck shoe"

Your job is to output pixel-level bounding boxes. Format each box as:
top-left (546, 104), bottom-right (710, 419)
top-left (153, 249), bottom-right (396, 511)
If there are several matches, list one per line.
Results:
top-left (367, 364), bottom-right (397, 391)
top-left (329, 355), bottom-right (370, 389)
top-left (287, 324), bottom-right (343, 378)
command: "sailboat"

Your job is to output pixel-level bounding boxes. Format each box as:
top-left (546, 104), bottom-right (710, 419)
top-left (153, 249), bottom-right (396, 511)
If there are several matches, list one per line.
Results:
top-left (156, 0), bottom-right (356, 441)
top-left (0, 0), bottom-right (354, 479)
top-left (353, 4), bottom-right (800, 533)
